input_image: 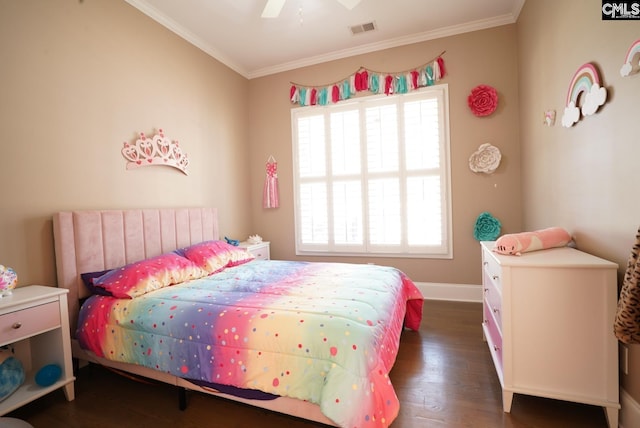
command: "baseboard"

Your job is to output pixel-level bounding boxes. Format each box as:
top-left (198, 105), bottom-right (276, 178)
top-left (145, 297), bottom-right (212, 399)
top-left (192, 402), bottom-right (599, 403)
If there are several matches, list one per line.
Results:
top-left (416, 282), bottom-right (482, 303)
top-left (621, 387), bottom-right (640, 428)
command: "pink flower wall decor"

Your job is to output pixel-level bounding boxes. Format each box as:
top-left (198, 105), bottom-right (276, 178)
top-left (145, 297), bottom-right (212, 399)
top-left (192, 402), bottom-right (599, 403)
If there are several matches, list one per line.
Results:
top-left (468, 85), bottom-right (498, 117)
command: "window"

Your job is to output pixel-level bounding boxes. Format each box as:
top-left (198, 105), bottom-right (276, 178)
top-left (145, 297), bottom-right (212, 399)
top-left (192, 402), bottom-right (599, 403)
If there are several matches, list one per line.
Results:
top-left (292, 84), bottom-right (451, 258)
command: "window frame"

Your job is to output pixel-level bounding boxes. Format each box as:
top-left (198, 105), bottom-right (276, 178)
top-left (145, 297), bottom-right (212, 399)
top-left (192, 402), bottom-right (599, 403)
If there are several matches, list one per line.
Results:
top-left (291, 84), bottom-right (452, 259)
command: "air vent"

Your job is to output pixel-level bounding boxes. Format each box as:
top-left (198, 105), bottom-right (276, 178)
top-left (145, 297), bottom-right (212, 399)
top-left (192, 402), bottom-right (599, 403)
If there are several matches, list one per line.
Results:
top-left (350, 21), bottom-right (376, 35)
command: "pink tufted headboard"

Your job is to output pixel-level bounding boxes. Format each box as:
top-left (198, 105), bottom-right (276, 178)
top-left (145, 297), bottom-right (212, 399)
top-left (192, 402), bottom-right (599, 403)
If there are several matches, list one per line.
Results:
top-left (52, 208), bottom-right (219, 333)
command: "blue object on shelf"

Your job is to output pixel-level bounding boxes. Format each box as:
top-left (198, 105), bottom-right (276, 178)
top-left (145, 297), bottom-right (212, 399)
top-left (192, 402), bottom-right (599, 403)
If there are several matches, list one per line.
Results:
top-left (0, 356), bottom-right (25, 402)
top-left (35, 364), bottom-right (62, 387)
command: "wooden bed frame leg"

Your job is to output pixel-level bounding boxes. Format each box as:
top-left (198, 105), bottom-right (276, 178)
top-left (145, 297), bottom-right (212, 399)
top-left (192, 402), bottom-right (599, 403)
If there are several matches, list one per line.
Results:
top-left (178, 387), bottom-right (187, 411)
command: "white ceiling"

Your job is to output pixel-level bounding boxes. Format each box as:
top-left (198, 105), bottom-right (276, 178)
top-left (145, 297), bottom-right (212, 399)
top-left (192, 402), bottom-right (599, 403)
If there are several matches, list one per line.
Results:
top-left (125, 0), bottom-right (525, 79)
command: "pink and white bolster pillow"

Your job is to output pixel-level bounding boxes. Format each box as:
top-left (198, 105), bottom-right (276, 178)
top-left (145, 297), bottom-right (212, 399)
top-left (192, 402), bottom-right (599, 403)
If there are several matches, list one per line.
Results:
top-left (493, 227), bottom-right (572, 256)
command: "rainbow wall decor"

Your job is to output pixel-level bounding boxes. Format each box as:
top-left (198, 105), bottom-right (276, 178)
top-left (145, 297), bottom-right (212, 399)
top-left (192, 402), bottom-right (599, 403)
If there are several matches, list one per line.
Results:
top-left (561, 63), bottom-right (608, 128)
top-left (620, 38), bottom-right (640, 77)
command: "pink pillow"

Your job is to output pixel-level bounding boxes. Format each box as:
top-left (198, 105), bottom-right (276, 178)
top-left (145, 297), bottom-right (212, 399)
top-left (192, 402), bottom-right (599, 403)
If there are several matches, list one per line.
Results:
top-left (179, 240), bottom-right (255, 273)
top-left (493, 227), bottom-right (571, 256)
top-left (92, 253), bottom-right (205, 298)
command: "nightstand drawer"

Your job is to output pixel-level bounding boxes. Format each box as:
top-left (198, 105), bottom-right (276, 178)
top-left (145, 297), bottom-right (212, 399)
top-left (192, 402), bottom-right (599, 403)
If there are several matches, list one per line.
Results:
top-left (239, 241), bottom-right (270, 261)
top-left (250, 246), bottom-right (270, 260)
top-left (0, 301), bottom-right (60, 345)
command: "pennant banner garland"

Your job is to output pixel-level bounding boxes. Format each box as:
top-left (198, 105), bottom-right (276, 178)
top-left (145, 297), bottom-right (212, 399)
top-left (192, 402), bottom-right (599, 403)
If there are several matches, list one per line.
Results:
top-left (290, 52), bottom-right (447, 106)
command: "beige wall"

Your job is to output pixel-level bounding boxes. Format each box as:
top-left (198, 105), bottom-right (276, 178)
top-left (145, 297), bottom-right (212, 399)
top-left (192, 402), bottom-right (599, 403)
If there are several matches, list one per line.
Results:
top-left (517, 0), bottom-right (640, 406)
top-left (7, 0), bottom-right (640, 410)
top-left (248, 25), bottom-right (522, 285)
top-left (0, 0), bottom-right (251, 286)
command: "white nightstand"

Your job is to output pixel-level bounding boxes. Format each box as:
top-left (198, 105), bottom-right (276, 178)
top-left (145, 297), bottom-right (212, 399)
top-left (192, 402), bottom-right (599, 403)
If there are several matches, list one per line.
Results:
top-left (0, 286), bottom-right (75, 416)
top-left (239, 241), bottom-right (270, 260)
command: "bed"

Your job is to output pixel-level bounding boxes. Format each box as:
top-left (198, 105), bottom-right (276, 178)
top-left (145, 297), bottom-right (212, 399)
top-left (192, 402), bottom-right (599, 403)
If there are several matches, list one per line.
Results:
top-left (52, 208), bottom-right (423, 428)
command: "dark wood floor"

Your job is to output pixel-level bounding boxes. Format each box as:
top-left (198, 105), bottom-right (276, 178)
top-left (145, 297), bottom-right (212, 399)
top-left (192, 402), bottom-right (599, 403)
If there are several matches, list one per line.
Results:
top-left (7, 300), bottom-right (609, 427)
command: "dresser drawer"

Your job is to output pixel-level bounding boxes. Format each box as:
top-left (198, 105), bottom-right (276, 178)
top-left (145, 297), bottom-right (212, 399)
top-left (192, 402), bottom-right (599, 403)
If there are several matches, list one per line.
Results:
top-left (482, 251), bottom-right (502, 292)
top-left (483, 270), bottom-right (503, 329)
top-left (0, 301), bottom-right (60, 345)
top-left (483, 301), bottom-right (503, 371)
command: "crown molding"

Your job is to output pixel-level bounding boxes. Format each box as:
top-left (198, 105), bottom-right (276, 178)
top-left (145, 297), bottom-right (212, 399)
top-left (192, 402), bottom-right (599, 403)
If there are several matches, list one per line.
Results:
top-left (125, 0), bottom-right (523, 80)
top-left (248, 14), bottom-right (519, 79)
top-left (124, 0), bottom-right (249, 77)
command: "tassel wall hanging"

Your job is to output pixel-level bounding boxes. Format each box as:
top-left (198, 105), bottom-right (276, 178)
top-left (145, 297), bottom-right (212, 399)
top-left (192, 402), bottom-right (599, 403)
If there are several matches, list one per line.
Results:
top-left (290, 52), bottom-right (446, 106)
top-left (263, 155), bottom-right (279, 209)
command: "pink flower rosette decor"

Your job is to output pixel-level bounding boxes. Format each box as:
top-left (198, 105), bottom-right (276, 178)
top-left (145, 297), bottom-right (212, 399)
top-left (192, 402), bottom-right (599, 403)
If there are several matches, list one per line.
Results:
top-left (0, 265), bottom-right (17, 297)
top-left (467, 85), bottom-right (498, 117)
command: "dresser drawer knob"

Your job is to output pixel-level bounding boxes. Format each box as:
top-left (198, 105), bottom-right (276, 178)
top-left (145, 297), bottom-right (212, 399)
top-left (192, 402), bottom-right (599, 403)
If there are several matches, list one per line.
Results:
top-left (492, 275), bottom-right (499, 280)
top-left (493, 345), bottom-right (500, 352)
top-left (12, 322), bottom-right (22, 329)
top-left (492, 308), bottom-right (500, 314)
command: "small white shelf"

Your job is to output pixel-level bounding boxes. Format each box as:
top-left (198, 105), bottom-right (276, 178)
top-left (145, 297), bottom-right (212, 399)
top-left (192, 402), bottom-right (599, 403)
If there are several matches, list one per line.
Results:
top-left (0, 286), bottom-right (75, 416)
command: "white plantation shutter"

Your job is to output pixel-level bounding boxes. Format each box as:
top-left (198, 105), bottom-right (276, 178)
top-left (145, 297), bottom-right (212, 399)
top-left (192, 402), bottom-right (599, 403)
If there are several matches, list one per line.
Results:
top-left (292, 85), bottom-right (451, 258)
top-left (366, 103), bottom-right (399, 173)
top-left (333, 180), bottom-right (362, 246)
top-left (368, 178), bottom-right (401, 247)
top-left (403, 96), bottom-right (446, 249)
top-left (407, 176), bottom-right (442, 246)
top-left (297, 115), bottom-right (326, 178)
top-left (299, 182), bottom-right (328, 244)
top-left (330, 110), bottom-right (360, 175)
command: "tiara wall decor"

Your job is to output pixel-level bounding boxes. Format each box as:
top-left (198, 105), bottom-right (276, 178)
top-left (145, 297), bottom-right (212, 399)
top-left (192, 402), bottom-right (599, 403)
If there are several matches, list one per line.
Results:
top-left (121, 129), bottom-right (189, 175)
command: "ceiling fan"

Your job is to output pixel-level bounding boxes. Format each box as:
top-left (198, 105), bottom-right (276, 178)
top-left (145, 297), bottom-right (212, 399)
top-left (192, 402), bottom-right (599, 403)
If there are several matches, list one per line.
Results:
top-left (261, 0), bottom-right (363, 18)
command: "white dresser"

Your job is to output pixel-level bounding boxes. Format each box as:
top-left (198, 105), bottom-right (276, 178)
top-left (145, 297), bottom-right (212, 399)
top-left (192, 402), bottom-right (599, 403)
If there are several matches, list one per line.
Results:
top-left (480, 241), bottom-right (620, 428)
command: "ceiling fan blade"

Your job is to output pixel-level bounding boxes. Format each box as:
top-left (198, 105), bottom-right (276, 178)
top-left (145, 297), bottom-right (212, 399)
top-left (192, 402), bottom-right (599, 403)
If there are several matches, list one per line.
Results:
top-left (261, 0), bottom-right (286, 18)
top-left (335, 0), bottom-right (362, 10)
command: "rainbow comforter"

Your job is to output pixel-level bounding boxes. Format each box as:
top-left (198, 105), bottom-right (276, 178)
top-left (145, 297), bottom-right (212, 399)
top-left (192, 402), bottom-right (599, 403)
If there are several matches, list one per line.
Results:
top-left (76, 260), bottom-right (423, 427)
